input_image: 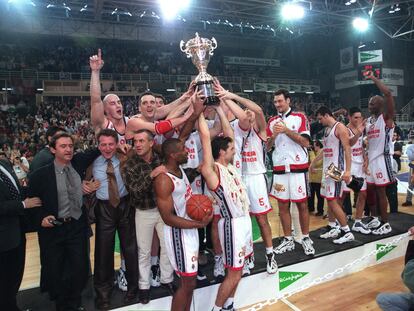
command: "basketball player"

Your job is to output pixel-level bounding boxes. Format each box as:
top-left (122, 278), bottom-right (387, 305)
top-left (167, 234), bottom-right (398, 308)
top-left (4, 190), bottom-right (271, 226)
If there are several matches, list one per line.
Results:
top-left (313, 106), bottom-right (355, 244)
top-left (266, 89), bottom-right (314, 255)
top-left (215, 89), bottom-right (277, 274)
top-left (154, 138), bottom-right (212, 311)
top-left (199, 108), bottom-right (252, 311)
top-left (364, 71), bottom-right (396, 235)
top-left (345, 107), bottom-right (371, 234)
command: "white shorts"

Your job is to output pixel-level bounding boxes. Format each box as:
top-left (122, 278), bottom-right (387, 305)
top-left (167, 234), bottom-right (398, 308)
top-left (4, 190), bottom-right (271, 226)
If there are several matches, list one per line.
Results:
top-left (343, 162), bottom-right (367, 192)
top-left (243, 174), bottom-right (273, 215)
top-left (164, 225), bottom-right (199, 277)
top-left (321, 175), bottom-right (343, 201)
top-left (218, 215), bottom-right (253, 270)
top-left (270, 172), bottom-right (309, 203)
top-left (366, 154), bottom-right (396, 186)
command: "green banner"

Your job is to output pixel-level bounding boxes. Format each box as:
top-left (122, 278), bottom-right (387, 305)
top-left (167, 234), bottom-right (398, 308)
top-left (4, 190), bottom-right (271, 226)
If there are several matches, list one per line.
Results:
top-left (376, 244), bottom-right (396, 261)
top-left (279, 271), bottom-right (308, 290)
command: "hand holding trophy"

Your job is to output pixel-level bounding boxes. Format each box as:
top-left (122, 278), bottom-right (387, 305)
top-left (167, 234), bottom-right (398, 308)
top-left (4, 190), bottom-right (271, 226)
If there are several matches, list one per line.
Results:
top-left (325, 163), bottom-right (364, 192)
top-left (180, 33), bottom-right (219, 106)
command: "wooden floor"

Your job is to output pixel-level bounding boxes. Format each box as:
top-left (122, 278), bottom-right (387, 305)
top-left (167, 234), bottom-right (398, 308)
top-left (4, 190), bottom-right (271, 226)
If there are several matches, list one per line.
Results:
top-left (242, 257), bottom-right (407, 311)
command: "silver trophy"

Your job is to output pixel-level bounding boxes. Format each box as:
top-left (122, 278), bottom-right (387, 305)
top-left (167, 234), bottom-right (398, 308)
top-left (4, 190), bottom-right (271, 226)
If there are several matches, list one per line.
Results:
top-left (180, 32), bottom-right (219, 105)
top-left (325, 163), bottom-right (364, 192)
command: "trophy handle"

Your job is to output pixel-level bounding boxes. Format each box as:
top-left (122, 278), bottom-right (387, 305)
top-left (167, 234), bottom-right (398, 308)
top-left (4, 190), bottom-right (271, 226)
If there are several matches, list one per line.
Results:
top-left (180, 40), bottom-right (192, 58)
top-left (209, 37), bottom-right (217, 55)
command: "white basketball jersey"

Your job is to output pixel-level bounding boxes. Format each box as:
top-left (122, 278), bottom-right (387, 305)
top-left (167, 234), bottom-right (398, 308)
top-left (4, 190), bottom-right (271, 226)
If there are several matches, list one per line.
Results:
top-left (349, 128), bottom-right (364, 165)
top-left (323, 122), bottom-right (345, 172)
top-left (210, 162), bottom-right (250, 219)
top-left (230, 119), bottom-right (248, 176)
top-left (242, 128), bottom-right (267, 175)
top-left (366, 114), bottom-right (394, 162)
top-left (182, 131), bottom-right (202, 170)
top-left (106, 116), bottom-right (129, 145)
top-left (165, 167), bottom-right (193, 220)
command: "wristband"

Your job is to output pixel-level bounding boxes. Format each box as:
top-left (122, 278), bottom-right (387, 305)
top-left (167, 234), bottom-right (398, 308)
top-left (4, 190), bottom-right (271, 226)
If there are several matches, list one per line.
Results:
top-left (155, 120), bottom-right (173, 135)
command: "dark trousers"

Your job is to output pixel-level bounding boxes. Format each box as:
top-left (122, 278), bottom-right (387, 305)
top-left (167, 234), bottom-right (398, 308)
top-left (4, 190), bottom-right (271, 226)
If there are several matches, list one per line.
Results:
top-left (94, 200), bottom-right (138, 302)
top-left (198, 222), bottom-right (213, 252)
top-left (308, 182), bottom-right (324, 214)
top-left (343, 192), bottom-right (352, 216)
top-left (39, 215), bottom-right (89, 311)
top-left (0, 238), bottom-right (25, 311)
top-left (386, 181), bottom-right (399, 213)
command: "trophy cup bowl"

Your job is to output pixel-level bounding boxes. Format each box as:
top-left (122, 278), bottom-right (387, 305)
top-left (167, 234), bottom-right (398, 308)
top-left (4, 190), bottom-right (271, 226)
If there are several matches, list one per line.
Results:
top-left (180, 32), bottom-right (219, 106)
top-left (325, 163), bottom-right (364, 192)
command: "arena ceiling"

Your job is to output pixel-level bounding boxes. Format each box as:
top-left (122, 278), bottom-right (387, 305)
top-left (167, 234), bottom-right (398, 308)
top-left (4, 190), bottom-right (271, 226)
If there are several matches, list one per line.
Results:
top-left (5, 0), bottom-right (414, 41)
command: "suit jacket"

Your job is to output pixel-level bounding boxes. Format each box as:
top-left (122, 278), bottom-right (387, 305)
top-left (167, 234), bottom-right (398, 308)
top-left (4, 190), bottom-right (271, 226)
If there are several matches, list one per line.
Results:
top-left (0, 159), bottom-right (26, 252)
top-left (28, 148), bottom-right (100, 237)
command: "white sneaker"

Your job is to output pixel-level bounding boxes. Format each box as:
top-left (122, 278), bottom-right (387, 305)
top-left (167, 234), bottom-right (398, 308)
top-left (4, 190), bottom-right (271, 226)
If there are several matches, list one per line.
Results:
top-left (301, 237), bottom-right (315, 255)
top-left (150, 264), bottom-right (161, 287)
top-left (352, 221), bottom-right (371, 234)
top-left (372, 223), bottom-right (392, 235)
top-left (366, 217), bottom-right (381, 229)
top-left (333, 230), bottom-right (355, 244)
top-left (248, 254), bottom-right (255, 270)
top-left (116, 268), bottom-right (128, 292)
top-left (213, 255), bottom-right (225, 278)
top-left (242, 259), bottom-right (250, 277)
top-left (273, 237), bottom-right (295, 254)
top-left (266, 252), bottom-right (278, 274)
top-left (319, 226), bottom-right (340, 239)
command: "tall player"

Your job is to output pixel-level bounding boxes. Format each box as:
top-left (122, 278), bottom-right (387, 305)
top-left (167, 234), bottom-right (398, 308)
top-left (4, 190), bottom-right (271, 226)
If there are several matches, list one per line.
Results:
top-left (215, 89), bottom-right (277, 274)
top-left (364, 71), bottom-right (396, 235)
top-left (154, 137), bottom-right (212, 311)
top-left (313, 106), bottom-right (355, 244)
top-left (345, 107), bottom-right (371, 234)
top-left (266, 89), bottom-right (314, 255)
top-left (199, 110), bottom-right (252, 311)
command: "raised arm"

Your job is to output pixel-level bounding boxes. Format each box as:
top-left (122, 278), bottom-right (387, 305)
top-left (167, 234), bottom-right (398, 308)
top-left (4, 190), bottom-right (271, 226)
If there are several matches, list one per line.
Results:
top-left (89, 49), bottom-right (106, 131)
top-left (215, 103), bottom-right (234, 141)
top-left (178, 91), bottom-right (205, 142)
top-left (199, 113), bottom-right (219, 190)
top-left (154, 82), bottom-right (195, 120)
top-left (349, 120), bottom-right (366, 147)
top-left (154, 173), bottom-right (208, 229)
top-left (366, 71), bottom-right (395, 125)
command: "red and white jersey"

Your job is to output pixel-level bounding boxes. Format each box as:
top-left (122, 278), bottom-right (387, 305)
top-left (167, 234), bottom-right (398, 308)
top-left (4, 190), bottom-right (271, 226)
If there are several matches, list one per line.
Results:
top-left (182, 131), bottom-right (202, 170)
top-left (366, 114), bottom-right (394, 162)
top-left (105, 116), bottom-right (129, 145)
top-left (210, 162), bottom-right (250, 219)
top-left (165, 166), bottom-right (193, 220)
top-left (241, 128), bottom-right (267, 175)
top-left (348, 128), bottom-right (364, 165)
top-left (230, 119), bottom-right (249, 176)
top-left (323, 122), bottom-right (346, 172)
top-left (266, 109), bottom-right (310, 173)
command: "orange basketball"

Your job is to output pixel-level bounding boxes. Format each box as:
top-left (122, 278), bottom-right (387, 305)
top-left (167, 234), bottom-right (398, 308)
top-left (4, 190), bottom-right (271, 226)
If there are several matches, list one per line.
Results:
top-left (186, 194), bottom-right (213, 221)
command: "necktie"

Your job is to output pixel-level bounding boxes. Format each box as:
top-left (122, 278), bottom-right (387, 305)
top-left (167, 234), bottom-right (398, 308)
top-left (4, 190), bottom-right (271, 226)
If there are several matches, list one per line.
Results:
top-left (0, 167), bottom-right (20, 200)
top-left (107, 159), bottom-right (120, 207)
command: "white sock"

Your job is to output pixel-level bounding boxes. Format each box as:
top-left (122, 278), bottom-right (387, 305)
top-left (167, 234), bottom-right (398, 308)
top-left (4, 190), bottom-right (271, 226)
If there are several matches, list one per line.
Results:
top-left (302, 234), bottom-right (309, 238)
top-left (151, 256), bottom-right (159, 266)
top-left (329, 222), bottom-right (337, 228)
top-left (120, 259), bottom-right (126, 271)
top-left (265, 247), bottom-right (273, 254)
top-left (212, 305), bottom-right (221, 311)
top-left (224, 297), bottom-right (234, 308)
top-left (341, 225), bottom-right (350, 232)
top-left (285, 236), bottom-right (293, 240)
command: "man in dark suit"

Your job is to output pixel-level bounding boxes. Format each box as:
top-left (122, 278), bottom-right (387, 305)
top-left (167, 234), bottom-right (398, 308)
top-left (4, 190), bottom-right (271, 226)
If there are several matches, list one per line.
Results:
top-left (0, 158), bottom-right (42, 311)
top-left (28, 132), bottom-right (99, 311)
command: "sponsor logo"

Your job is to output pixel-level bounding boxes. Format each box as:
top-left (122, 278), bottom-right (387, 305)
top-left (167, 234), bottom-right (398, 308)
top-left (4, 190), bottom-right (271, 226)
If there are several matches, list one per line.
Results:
top-left (279, 271), bottom-right (308, 290)
top-left (376, 243), bottom-right (397, 261)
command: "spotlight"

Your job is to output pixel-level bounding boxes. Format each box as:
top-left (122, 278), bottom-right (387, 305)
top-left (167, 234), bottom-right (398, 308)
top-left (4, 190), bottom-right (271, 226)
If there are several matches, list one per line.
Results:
top-left (345, 2), bottom-right (351, 5)
top-left (395, 4), bottom-right (401, 12)
top-left (281, 3), bottom-right (305, 20)
top-left (159, 0), bottom-right (190, 21)
top-left (352, 17), bottom-right (369, 32)
top-left (350, 0), bottom-right (356, 3)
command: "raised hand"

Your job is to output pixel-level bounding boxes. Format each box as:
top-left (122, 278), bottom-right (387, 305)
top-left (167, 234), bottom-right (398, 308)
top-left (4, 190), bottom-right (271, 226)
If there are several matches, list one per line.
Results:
top-left (89, 48), bottom-right (104, 71)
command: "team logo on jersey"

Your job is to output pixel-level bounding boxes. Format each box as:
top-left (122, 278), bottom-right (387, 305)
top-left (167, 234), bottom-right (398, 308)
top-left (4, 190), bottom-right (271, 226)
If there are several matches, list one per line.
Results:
top-left (191, 255), bottom-right (198, 262)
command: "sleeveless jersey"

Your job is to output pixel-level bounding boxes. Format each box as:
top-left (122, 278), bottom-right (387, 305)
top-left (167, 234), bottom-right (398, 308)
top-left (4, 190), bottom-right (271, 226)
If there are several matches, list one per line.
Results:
top-left (105, 116), bottom-right (129, 145)
top-left (323, 122), bottom-right (345, 172)
top-left (182, 131), bottom-right (202, 170)
top-left (165, 167), bottom-right (193, 220)
top-left (241, 128), bottom-right (267, 175)
top-left (366, 114), bottom-right (394, 162)
top-left (349, 128), bottom-right (364, 165)
top-left (210, 162), bottom-right (250, 219)
top-left (230, 119), bottom-right (249, 176)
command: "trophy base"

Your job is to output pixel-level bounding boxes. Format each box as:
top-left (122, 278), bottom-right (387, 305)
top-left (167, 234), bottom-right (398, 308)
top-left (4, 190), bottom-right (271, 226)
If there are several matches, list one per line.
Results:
top-left (195, 80), bottom-right (219, 106)
top-left (346, 176), bottom-right (364, 192)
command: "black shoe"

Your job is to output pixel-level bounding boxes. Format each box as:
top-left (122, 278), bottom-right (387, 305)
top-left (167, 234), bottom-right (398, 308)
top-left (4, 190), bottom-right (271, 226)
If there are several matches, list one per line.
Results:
top-left (402, 201), bottom-right (413, 207)
top-left (95, 300), bottom-right (110, 310)
top-left (161, 282), bottom-right (176, 296)
top-left (138, 289), bottom-right (150, 304)
top-left (124, 289), bottom-right (138, 304)
top-left (197, 270), bottom-right (208, 281)
top-left (315, 212), bottom-right (323, 216)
